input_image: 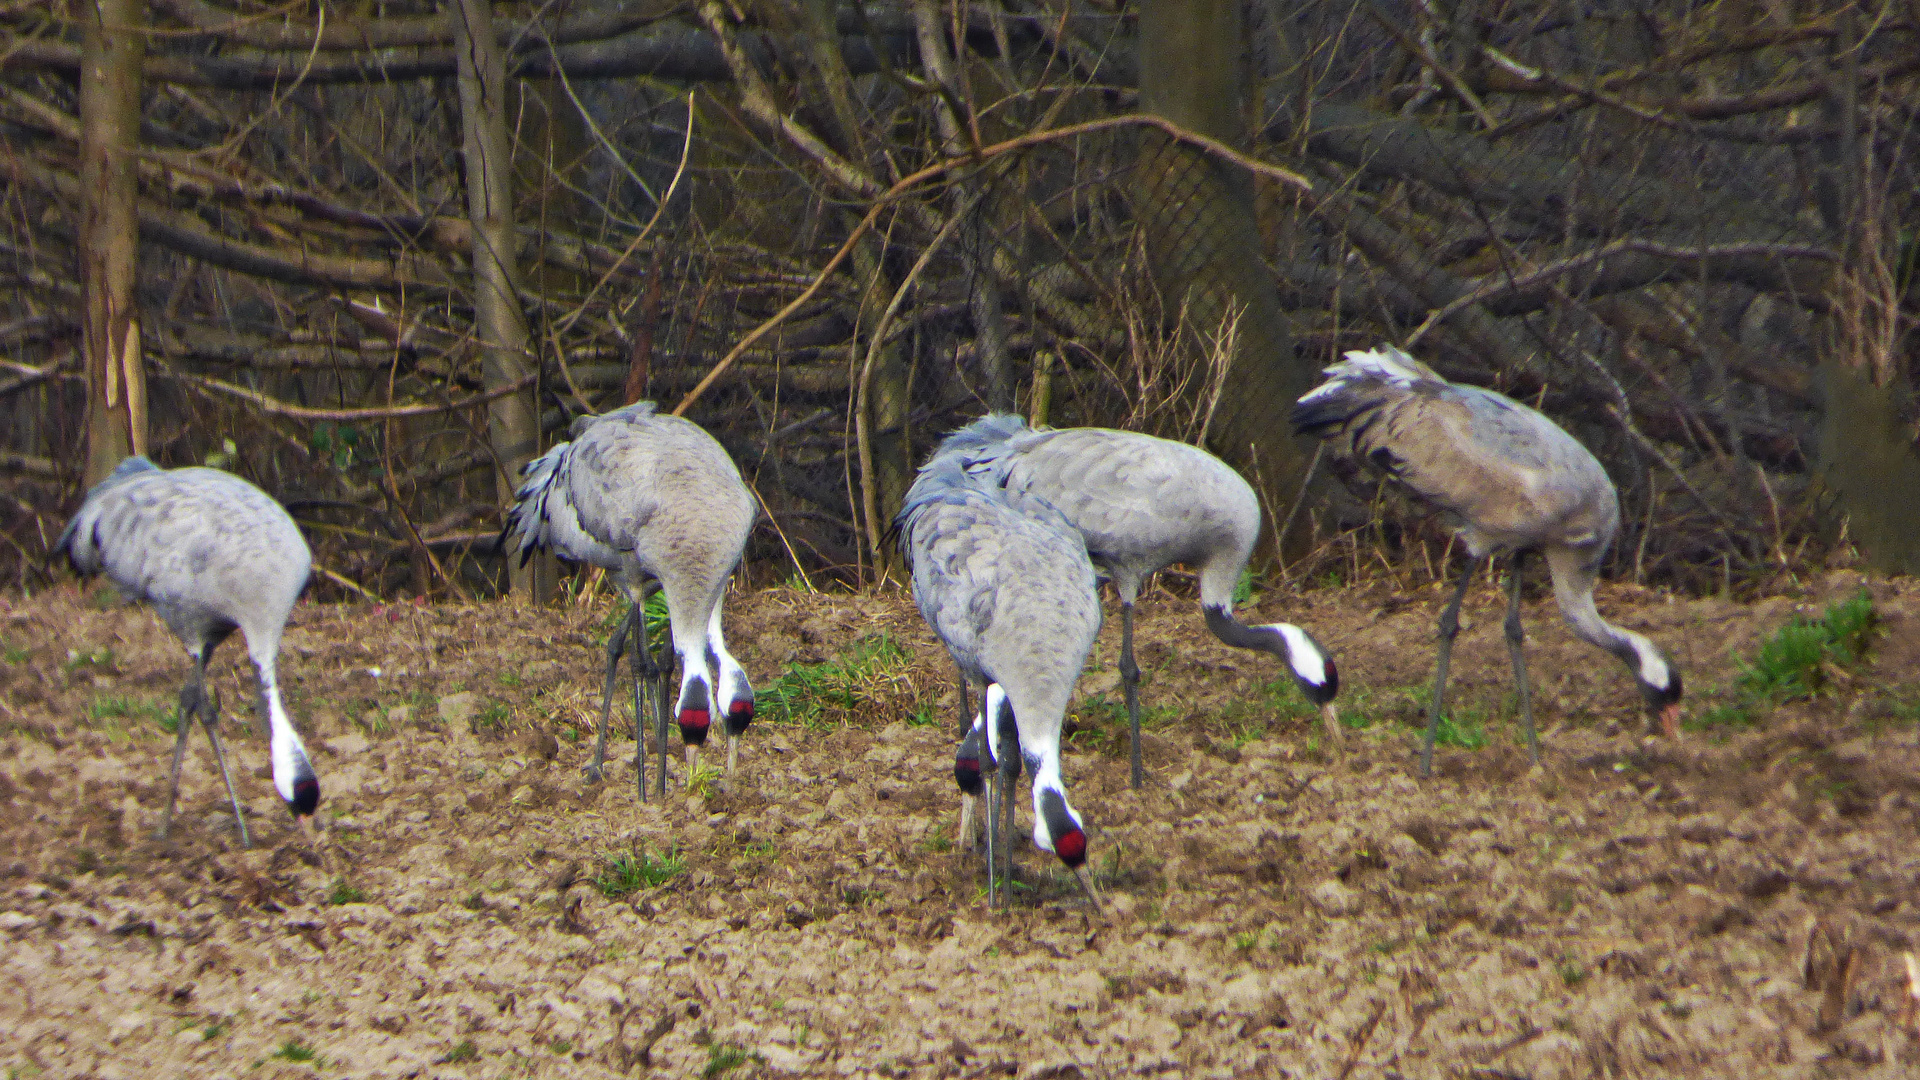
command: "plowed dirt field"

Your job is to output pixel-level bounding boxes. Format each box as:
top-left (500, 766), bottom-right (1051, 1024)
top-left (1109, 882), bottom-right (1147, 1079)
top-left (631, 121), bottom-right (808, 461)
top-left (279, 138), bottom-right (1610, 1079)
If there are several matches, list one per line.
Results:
top-left (2, 571), bottom-right (1917, 1078)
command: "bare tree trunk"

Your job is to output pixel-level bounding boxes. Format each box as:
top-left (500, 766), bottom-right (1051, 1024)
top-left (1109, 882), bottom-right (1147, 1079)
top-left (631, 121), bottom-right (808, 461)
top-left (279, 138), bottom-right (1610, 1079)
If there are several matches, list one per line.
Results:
top-left (1812, 6), bottom-right (1920, 574)
top-left (79, 0), bottom-right (147, 486)
top-left (1136, 0), bottom-right (1312, 556)
top-left (453, 0), bottom-right (552, 602)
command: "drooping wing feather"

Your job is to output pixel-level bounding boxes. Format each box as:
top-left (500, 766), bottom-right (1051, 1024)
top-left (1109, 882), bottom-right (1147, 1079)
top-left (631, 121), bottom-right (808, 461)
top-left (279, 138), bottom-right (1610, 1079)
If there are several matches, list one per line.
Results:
top-left (503, 441), bottom-right (617, 571)
top-left (57, 456), bottom-right (161, 571)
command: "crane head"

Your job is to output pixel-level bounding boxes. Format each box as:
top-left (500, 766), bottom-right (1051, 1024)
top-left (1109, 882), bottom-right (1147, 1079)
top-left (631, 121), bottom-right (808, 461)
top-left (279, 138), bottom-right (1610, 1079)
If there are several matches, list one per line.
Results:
top-left (718, 661), bottom-right (754, 737)
top-left (1620, 631), bottom-right (1683, 737)
top-left (1034, 786), bottom-right (1087, 868)
top-left (1205, 606), bottom-right (1340, 704)
top-left (675, 676), bottom-right (712, 746)
top-left (1264, 622), bottom-right (1339, 704)
top-left (953, 714), bottom-right (987, 796)
top-left (269, 724), bottom-right (320, 820)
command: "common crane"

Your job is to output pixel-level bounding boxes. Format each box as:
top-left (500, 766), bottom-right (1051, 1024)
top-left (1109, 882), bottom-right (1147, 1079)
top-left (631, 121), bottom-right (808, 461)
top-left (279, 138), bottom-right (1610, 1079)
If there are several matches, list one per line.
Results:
top-left (57, 457), bottom-right (320, 847)
top-left (933, 416), bottom-right (1340, 788)
top-left (1292, 345), bottom-right (1684, 776)
top-left (503, 402), bottom-right (756, 799)
top-left (897, 454), bottom-right (1103, 911)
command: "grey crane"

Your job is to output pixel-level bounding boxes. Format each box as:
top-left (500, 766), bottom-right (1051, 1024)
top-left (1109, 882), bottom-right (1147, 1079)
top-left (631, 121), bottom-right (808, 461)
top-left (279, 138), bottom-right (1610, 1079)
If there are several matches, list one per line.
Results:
top-left (933, 416), bottom-right (1340, 788)
top-left (896, 453), bottom-right (1104, 911)
top-left (1292, 345), bottom-right (1684, 776)
top-left (503, 402), bottom-right (757, 798)
top-left (56, 457), bottom-right (320, 847)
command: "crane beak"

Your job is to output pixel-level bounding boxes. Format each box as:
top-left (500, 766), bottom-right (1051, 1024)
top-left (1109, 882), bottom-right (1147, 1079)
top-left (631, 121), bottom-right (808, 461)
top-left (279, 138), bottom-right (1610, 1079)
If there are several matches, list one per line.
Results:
top-left (1072, 865), bottom-right (1109, 921)
top-left (1658, 702), bottom-right (1682, 739)
top-left (1321, 702), bottom-right (1343, 749)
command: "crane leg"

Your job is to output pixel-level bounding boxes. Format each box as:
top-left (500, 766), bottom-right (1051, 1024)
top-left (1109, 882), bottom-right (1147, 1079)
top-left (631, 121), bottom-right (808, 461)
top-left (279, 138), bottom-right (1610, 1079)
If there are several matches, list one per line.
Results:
top-left (655, 617), bottom-right (674, 799)
top-left (994, 714), bottom-right (1021, 909)
top-left (1504, 553), bottom-right (1539, 765)
top-left (1119, 602), bottom-right (1144, 789)
top-left (172, 654), bottom-right (250, 849)
top-left (200, 689), bottom-right (251, 850)
top-left (587, 605), bottom-right (632, 785)
top-left (633, 586), bottom-right (665, 803)
top-left (982, 771), bottom-right (997, 909)
top-left (998, 750), bottom-right (1018, 909)
top-left (956, 663), bottom-right (972, 741)
top-left (1422, 561), bottom-right (1477, 778)
top-left (956, 668), bottom-right (980, 851)
top-left (159, 666), bottom-right (200, 841)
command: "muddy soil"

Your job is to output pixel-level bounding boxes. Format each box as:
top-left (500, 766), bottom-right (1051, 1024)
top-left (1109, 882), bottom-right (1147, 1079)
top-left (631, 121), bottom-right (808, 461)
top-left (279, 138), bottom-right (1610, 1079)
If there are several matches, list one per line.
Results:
top-left (1, 571), bottom-right (1917, 1079)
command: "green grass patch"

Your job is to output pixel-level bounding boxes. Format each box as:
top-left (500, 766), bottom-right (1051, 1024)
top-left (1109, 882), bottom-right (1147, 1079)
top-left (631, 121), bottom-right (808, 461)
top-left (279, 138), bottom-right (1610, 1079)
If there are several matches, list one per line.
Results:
top-left (1232, 568), bottom-right (1259, 608)
top-left (270, 1039), bottom-right (319, 1064)
top-left (472, 701), bottom-right (512, 734)
top-left (701, 1041), bottom-right (753, 1078)
top-left (599, 590), bottom-right (671, 647)
top-left (1691, 591), bottom-right (1879, 732)
top-left (1555, 957), bottom-right (1589, 988)
top-left (1431, 710), bottom-right (1489, 750)
top-left (906, 702), bottom-right (941, 728)
top-left (326, 879), bottom-right (367, 905)
top-left (443, 1039), bottom-right (479, 1063)
top-left (1068, 692), bottom-right (1182, 754)
top-left (593, 848), bottom-right (685, 898)
top-left (1739, 591), bottom-right (1876, 699)
top-left (86, 693), bottom-right (174, 731)
top-left (686, 763), bottom-right (723, 799)
top-left (758, 633), bottom-right (915, 730)
top-left (1, 638), bottom-right (28, 665)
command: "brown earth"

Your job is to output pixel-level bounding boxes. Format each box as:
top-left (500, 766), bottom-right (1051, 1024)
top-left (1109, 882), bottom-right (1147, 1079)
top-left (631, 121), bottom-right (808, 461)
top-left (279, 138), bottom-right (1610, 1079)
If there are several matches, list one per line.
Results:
top-left (1, 570), bottom-right (1917, 1079)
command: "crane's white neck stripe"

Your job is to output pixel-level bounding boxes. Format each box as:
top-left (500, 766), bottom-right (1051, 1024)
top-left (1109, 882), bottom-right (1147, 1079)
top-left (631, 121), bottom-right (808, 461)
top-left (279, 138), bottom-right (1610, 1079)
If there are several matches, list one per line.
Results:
top-left (1261, 623), bottom-right (1329, 688)
top-left (982, 684), bottom-right (1011, 764)
top-left (1624, 631), bottom-right (1670, 689)
top-left (263, 685), bottom-right (313, 804)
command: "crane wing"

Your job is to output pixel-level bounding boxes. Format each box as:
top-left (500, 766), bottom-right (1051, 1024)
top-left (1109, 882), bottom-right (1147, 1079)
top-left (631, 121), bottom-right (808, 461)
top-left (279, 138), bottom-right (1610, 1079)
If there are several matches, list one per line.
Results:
top-left (1295, 350), bottom-right (1618, 552)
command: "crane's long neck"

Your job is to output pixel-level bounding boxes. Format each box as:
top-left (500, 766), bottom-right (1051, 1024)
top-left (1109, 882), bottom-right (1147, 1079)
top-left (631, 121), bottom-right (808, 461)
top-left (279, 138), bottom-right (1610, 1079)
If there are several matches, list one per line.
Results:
top-left (1202, 606), bottom-right (1338, 704)
top-left (1544, 546), bottom-right (1670, 688)
top-left (249, 644), bottom-right (318, 813)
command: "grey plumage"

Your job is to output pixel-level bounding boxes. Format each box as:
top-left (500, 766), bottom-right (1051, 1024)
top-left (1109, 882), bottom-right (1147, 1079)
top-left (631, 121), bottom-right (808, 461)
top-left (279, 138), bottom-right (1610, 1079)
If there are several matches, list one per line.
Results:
top-left (57, 457), bottom-right (319, 846)
top-left (1293, 345), bottom-right (1683, 775)
top-left (933, 416), bottom-right (1340, 787)
top-left (896, 454), bottom-right (1103, 910)
top-left (503, 402), bottom-right (757, 796)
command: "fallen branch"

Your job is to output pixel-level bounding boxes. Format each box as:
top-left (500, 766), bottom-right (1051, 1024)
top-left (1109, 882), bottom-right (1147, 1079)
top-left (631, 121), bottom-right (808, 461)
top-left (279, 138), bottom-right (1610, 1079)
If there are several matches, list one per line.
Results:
top-left (166, 368), bottom-right (539, 421)
top-left (1405, 240), bottom-right (1841, 348)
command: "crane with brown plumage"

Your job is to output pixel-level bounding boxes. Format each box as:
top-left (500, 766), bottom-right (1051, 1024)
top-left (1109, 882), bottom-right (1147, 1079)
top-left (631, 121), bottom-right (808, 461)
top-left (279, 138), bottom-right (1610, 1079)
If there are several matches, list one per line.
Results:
top-left (502, 402), bottom-right (757, 799)
top-left (1292, 345), bottom-right (1684, 776)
